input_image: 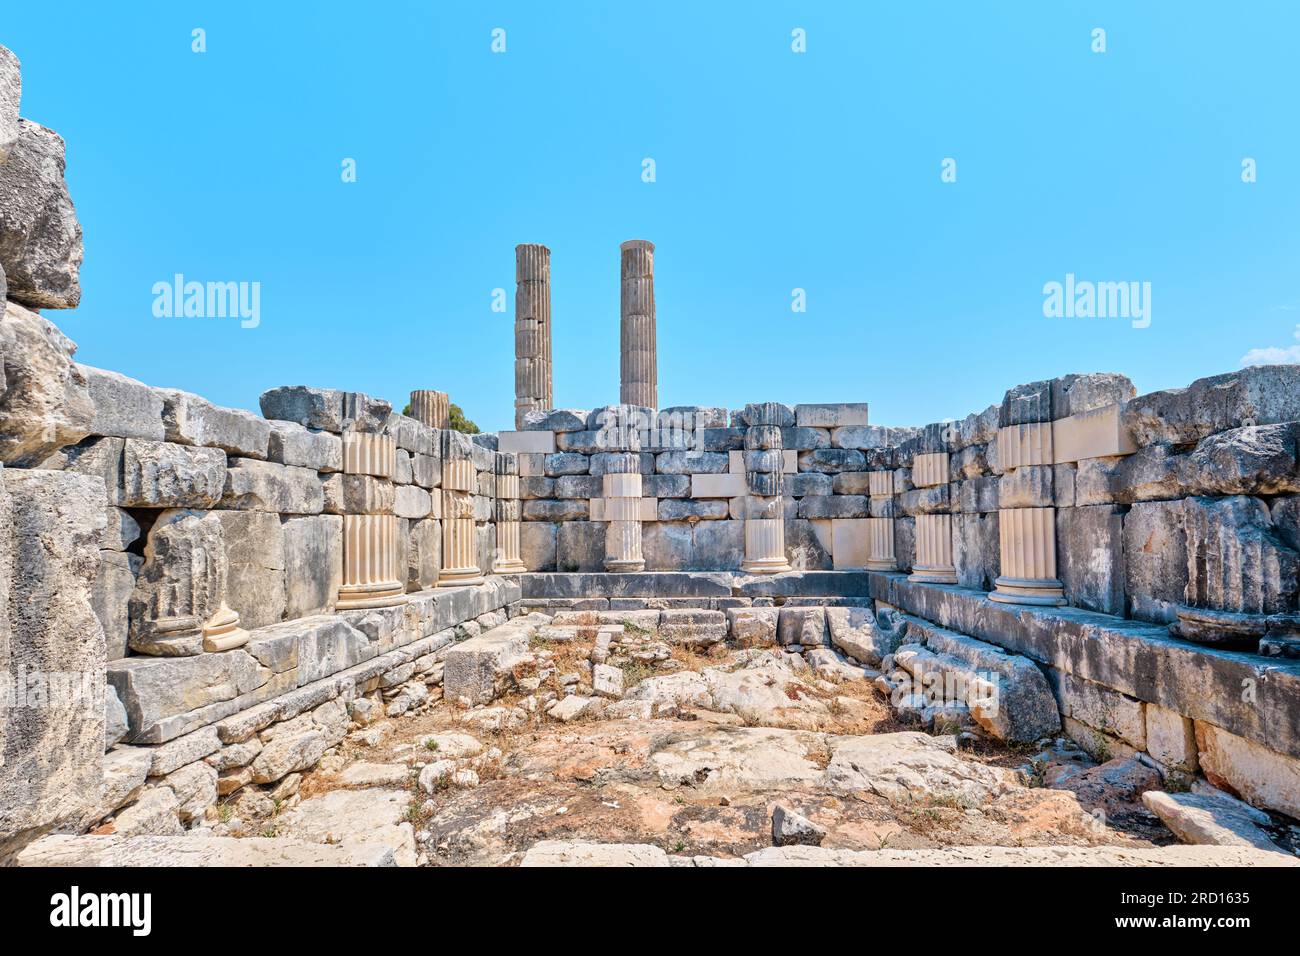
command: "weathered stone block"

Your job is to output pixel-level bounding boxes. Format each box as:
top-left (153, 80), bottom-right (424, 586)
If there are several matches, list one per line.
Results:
top-left (213, 510), bottom-right (286, 629)
top-left (1057, 505), bottom-right (1125, 615)
top-left (556, 521), bottom-right (605, 572)
top-left (520, 521), bottom-right (557, 571)
top-left (404, 516), bottom-right (440, 590)
top-left (79, 365), bottom-right (165, 441)
top-left (0, 301), bottom-right (93, 465)
top-left (267, 420), bottom-right (343, 472)
top-left (523, 499), bottom-right (588, 522)
top-left (259, 386), bottom-right (390, 434)
top-left (798, 449), bottom-right (866, 473)
top-left (161, 389), bottom-right (271, 459)
top-left (1123, 366), bottom-right (1300, 446)
top-left (121, 439), bottom-right (225, 508)
top-left (0, 120), bottom-right (82, 309)
top-left (0, 469), bottom-right (106, 847)
top-left (1123, 500), bottom-right (1187, 624)
top-left (443, 622), bottom-right (534, 705)
top-left (93, 549), bottom-right (140, 660)
top-left (281, 514), bottom-right (342, 618)
top-left (952, 511), bottom-right (999, 591)
top-left (221, 458), bottom-right (324, 514)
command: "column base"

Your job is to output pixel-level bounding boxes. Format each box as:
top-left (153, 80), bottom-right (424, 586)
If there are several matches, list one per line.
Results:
top-left (605, 559), bottom-right (646, 572)
top-left (864, 558), bottom-right (897, 571)
top-left (201, 604), bottom-right (250, 653)
top-left (741, 558), bottom-right (793, 575)
top-left (492, 559), bottom-right (528, 574)
top-left (1168, 605), bottom-right (1297, 649)
top-left (908, 565), bottom-right (958, 585)
top-left (436, 567), bottom-right (485, 588)
top-left (337, 580), bottom-right (408, 609)
top-left (989, 576), bottom-right (1065, 606)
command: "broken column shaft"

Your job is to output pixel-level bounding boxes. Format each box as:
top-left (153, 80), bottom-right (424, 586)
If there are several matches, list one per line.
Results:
top-left (620, 239), bottom-right (657, 409)
top-left (514, 244), bottom-right (553, 429)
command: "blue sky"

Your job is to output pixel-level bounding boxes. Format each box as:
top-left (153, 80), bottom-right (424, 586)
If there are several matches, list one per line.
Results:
top-left (6, 2), bottom-right (1298, 432)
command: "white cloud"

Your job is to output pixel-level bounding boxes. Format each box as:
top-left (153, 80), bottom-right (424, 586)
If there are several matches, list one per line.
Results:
top-left (1240, 323), bottom-right (1300, 367)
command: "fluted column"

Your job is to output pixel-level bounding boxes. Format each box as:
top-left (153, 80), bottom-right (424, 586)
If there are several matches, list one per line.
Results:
top-left (337, 432), bottom-right (407, 609)
top-left (990, 422), bottom-right (1064, 605)
top-left (438, 429), bottom-right (484, 586)
top-left (741, 403), bottom-right (791, 574)
top-left (620, 239), bottom-right (657, 409)
top-left (515, 243), bottom-right (553, 429)
top-left (410, 389), bottom-right (449, 429)
top-left (492, 451), bottom-right (526, 573)
top-left (603, 451), bottom-right (646, 571)
top-left (908, 451), bottom-right (957, 583)
top-left (865, 470), bottom-right (896, 571)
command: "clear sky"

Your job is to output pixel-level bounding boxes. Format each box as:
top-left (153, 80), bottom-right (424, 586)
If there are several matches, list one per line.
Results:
top-left (6, 2), bottom-right (1298, 432)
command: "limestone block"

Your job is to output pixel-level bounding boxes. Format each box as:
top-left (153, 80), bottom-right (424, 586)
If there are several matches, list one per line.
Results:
top-left (246, 616), bottom-right (370, 687)
top-left (0, 469), bottom-right (106, 844)
top-left (953, 475), bottom-right (1000, 514)
top-left (1051, 671), bottom-right (1146, 751)
top-left (656, 450), bottom-right (729, 474)
top-left (1123, 500), bottom-right (1188, 624)
top-left (829, 518), bottom-right (871, 569)
top-left (160, 388), bottom-right (271, 458)
top-left (94, 548), bottom-right (140, 660)
top-left (121, 439), bottom-right (225, 508)
top-left (729, 449), bottom-right (796, 475)
top-left (830, 473), bottom-right (871, 496)
top-left (1050, 372), bottom-right (1135, 418)
top-left (323, 473), bottom-right (395, 515)
top-left (1123, 366), bottom-right (1300, 446)
top-left (777, 607), bottom-right (827, 647)
top-left (899, 485), bottom-right (949, 516)
top-left (267, 420), bottom-right (343, 472)
top-left (523, 499), bottom-right (588, 522)
top-left (557, 521), bottom-right (605, 572)
top-left (522, 408), bottom-right (587, 432)
top-left (590, 451), bottom-right (654, 476)
top-left (259, 386), bottom-right (391, 435)
top-left (543, 452), bottom-right (590, 476)
top-left (410, 452), bottom-right (440, 489)
top-left (998, 464), bottom-right (1054, 508)
top-left (831, 425), bottom-right (901, 450)
top-left (0, 301), bottom-right (93, 465)
top-left (798, 449), bottom-right (865, 473)
top-left (251, 730), bottom-right (328, 784)
top-left (1146, 703), bottom-right (1198, 772)
top-left (782, 426), bottom-right (831, 450)
top-left (78, 365), bottom-right (166, 441)
top-left (394, 484), bottom-right (432, 519)
top-left (387, 412), bottom-right (438, 455)
top-left (726, 607), bottom-right (778, 646)
top-left (0, 44), bottom-right (17, 161)
top-left (0, 120), bottom-right (83, 309)
top-left (952, 512), bottom-right (999, 591)
top-left (826, 606), bottom-right (905, 665)
top-left (788, 472), bottom-right (832, 497)
top-left (555, 475), bottom-right (602, 499)
top-left (104, 684), bottom-right (129, 751)
top-left (221, 458), bottom-right (324, 514)
top-left (443, 622), bottom-right (534, 705)
top-left (799, 495), bottom-right (868, 520)
top-left (691, 473), bottom-right (747, 498)
top-left (692, 519), bottom-right (744, 570)
top-left (1052, 404), bottom-right (1136, 464)
top-left (1056, 505), bottom-right (1125, 615)
top-left (165, 761), bottom-right (219, 823)
top-left (794, 403), bottom-right (869, 428)
top-left (1000, 379), bottom-right (1053, 427)
top-left (405, 516), bottom-right (441, 589)
top-left (521, 521), bottom-right (557, 571)
top-left (1195, 721), bottom-right (1300, 818)
top-left (785, 518), bottom-right (833, 571)
top-left (498, 430), bottom-right (555, 454)
top-left (213, 510), bottom-right (286, 629)
top-left (282, 515), bottom-right (342, 618)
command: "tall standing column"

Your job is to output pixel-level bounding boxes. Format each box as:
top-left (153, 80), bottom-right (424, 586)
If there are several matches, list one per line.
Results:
top-left (908, 450), bottom-right (957, 584)
top-left (515, 243), bottom-right (553, 429)
top-left (410, 389), bottom-right (449, 430)
top-left (741, 403), bottom-right (792, 574)
top-left (492, 451), bottom-right (527, 573)
top-left (620, 239), bottom-right (657, 409)
top-left (865, 469), bottom-right (896, 570)
top-left (990, 417), bottom-right (1064, 605)
top-left (438, 429), bottom-right (484, 586)
top-left (337, 432), bottom-right (407, 610)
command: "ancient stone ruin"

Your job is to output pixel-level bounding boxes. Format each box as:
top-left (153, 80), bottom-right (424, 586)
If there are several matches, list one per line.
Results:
top-left (0, 45), bottom-right (1298, 867)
